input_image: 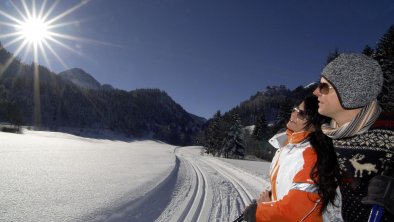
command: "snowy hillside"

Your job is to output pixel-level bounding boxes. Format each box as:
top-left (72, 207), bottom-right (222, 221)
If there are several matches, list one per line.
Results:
top-left (0, 45), bottom-right (205, 145)
top-left (0, 130), bottom-right (341, 221)
top-left (59, 68), bottom-right (102, 90)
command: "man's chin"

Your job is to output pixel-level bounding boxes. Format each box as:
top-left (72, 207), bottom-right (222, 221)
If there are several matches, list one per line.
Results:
top-left (318, 108), bottom-right (328, 116)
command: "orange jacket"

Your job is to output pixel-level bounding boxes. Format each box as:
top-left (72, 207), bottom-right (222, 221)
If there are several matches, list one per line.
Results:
top-left (255, 130), bottom-right (322, 222)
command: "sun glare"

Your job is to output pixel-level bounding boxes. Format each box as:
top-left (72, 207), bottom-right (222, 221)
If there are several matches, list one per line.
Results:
top-left (18, 17), bottom-right (50, 44)
top-left (0, 0), bottom-right (91, 70)
top-left (0, 0), bottom-right (91, 126)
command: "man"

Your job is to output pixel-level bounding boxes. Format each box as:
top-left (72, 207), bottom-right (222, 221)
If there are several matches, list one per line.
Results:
top-left (313, 53), bottom-right (394, 221)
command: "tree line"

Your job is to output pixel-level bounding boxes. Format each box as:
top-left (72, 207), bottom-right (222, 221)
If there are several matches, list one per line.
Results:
top-left (196, 25), bottom-right (394, 161)
top-left (0, 46), bottom-right (204, 145)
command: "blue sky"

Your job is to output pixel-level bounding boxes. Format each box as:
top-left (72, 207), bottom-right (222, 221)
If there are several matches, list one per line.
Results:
top-left (0, 0), bottom-right (393, 119)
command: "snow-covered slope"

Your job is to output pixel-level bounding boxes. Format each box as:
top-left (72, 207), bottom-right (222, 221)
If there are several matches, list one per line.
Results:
top-left (0, 130), bottom-right (176, 222)
top-left (58, 68), bottom-right (101, 89)
top-left (0, 130), bottom-right (342, 222)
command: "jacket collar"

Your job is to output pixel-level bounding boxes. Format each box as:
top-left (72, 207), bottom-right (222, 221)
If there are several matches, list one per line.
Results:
top-left (286, 129), bottom-right (311, 145)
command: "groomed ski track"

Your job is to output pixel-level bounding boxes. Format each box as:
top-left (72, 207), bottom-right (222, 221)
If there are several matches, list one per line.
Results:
top-left (155, 146), bottom-right (270, 222)
top-left (99, 146), bottom-right (342, 222)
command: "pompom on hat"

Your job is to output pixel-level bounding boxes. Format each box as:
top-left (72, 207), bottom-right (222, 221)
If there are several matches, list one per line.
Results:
top-left (320, 53), bottom-right (383, 109)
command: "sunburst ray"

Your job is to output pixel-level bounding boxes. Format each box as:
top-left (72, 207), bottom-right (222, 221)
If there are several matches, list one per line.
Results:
top-left (0, 0), bottom-right (92, 126)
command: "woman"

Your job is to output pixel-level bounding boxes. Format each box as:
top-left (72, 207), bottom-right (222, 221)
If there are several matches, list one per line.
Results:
top-left (243, 96), bottom-right (339, 222)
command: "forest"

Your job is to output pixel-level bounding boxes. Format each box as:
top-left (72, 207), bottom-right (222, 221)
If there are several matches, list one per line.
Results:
top-left (196, 25), bottom-right (394, 161)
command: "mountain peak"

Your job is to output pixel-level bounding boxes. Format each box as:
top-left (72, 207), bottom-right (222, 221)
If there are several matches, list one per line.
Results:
top-left (58, 68), bottom-right (101, 90)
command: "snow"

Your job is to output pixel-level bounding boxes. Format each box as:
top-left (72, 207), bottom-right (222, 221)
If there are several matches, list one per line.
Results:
top-left (0, 130), bottom-right (342, 221)
top-left (242, 125), bottom-right (255, 134)
top-left (0, 130), bottom-right (175, 222)
top-left (304, 81), bottom-right (317, 89)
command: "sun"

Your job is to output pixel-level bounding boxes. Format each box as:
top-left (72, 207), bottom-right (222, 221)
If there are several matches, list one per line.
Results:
top-left (18, 17), bottom-right (50, 44)
top-left (0, 0), bottom-right (91, 70)
top-left (0, 0), bottom-right (92, 126)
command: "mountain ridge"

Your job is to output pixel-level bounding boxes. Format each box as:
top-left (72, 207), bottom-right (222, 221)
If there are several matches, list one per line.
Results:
top-left (0, 44), bottom-right (205, 145)
top-left (58, 68), bottom-right (101, 90)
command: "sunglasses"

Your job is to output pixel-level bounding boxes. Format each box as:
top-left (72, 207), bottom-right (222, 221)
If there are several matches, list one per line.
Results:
top-left (292, 107), bottom-right (307, 120)
top-left (318, 82), bottom-right (334, 95)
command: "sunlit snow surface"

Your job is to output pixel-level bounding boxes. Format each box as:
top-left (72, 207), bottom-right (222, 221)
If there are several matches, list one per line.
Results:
top-left (0, 130), bottom-right (342, 222)
top-left (0, 130), bottom-right (175, 221)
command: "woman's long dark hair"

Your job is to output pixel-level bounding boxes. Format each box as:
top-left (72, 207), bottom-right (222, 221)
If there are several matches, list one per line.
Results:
top-left (302, 96), bottom-right (339, 213)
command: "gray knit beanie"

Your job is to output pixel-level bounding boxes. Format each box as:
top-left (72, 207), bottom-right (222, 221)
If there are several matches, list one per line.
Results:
top-left (321, 53), bottom-right (383, 109)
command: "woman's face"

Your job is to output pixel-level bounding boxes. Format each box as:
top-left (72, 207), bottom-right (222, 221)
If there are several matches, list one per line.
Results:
top-left (286, 102), bottom-right (308, 132)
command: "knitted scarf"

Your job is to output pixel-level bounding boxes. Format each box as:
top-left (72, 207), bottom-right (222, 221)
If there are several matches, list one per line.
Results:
top-left (321, 100), bottom-right (382, 139)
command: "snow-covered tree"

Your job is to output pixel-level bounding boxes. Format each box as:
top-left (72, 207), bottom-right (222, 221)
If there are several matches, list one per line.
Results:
top-left (204, 111), bottom-right (224, 156)
top-left (223, 114), bottom-right (245, 159)
top-left (252, 112), bottom-right (269, 141)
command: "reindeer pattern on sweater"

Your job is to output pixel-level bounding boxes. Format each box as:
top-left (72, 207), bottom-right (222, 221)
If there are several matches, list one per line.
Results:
top-left (334, 113), bottom-right (394, 222)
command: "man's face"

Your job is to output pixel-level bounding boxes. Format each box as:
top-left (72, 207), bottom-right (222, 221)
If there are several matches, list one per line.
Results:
top-left (313, 77), bottom-right (344, 120)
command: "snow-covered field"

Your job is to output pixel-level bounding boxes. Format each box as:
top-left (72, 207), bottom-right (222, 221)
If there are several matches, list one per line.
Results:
top-left (0, 130), bottom-right (341, 222)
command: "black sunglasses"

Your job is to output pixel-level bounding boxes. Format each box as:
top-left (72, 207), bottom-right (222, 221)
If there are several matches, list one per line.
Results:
top-left (292, 107), bottom-right (307, 120)
top-left (318, 82), bottom-right (333, 95)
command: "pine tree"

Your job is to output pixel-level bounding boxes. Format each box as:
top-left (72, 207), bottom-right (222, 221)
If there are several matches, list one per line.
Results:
top-left (362, 45), bottom-right (375, 57)
top-left (326, 48), bottom-right (340, 65)
top-left (0, 86), bottom-right (22, 132)
top-left (204, 111), bottom-right (224, 156)
top-left (374, 26), bottom-right (394, 112)
top-left (223, 113), bottom-right (245, 159)
top-left (252, 112), bottom-right (268, 141)
top-left (275, 98), bottom-right (293, 131)
top-left (251, 112), bottom-right (275, 160)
